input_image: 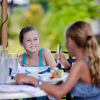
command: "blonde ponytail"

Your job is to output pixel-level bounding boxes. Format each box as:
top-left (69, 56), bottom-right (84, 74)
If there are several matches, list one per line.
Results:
top-left (85, 37), bottom-right (100, 87)
top-left (66, 21), bottom-right (100, 87)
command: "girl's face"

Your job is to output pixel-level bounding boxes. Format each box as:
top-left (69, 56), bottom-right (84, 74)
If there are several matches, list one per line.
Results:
top-left (21, 30), bottom-right (39, 53)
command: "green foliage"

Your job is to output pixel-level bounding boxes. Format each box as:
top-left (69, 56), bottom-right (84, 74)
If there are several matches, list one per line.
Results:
top-left (40, 0), bottom-right (100, 51)
top-left (5, 0), bottom-right (100, 54)
top-left (7, 4), bottom-right (45, 54)
top-left (23, 4), bottom-right (45, 30)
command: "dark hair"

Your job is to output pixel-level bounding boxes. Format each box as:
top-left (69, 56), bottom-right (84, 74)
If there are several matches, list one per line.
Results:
top-left (19, 26), bottom-right (38, 43)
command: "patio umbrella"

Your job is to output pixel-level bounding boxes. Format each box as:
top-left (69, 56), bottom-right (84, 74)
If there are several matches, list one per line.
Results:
top-left (1, 0), bottom-right (8, 48)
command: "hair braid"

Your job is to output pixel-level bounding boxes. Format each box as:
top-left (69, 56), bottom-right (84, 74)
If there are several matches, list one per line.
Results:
top-left (85, 37), bottom-right (100, 87)
top-left (66, 21), bottom-right (100, 87)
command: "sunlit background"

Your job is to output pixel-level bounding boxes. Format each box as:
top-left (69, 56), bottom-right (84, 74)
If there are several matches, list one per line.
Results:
top-left (0, 0), bottom-right (100, 55)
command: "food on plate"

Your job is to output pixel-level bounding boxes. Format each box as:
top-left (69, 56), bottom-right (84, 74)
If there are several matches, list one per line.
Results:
top-left (50, 75), bottom-right (60, 79)
top-left (57, 69), bottom-right (63, 76)
top-left (50, 69), bottom-right (62, 79)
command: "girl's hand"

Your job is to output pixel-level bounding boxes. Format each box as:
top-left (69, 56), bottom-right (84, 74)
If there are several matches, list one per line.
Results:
top-left (57, 51), bottom-right (70, 69)
top-left (15, 73), bottom-right (38, 85)
top-left (15, 73), bottom-right (31, 84)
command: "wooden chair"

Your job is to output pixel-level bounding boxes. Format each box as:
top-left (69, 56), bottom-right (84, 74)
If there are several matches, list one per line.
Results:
top-left (51, 51), bottom-right (75, 100)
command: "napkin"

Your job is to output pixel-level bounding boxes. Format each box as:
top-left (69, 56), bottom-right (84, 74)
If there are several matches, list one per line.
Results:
top-left (0, 85), bottom-right (46, 96)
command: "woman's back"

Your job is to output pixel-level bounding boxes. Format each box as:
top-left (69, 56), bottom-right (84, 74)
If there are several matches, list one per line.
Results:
top-left (71, 60), bottom-right (100, 100)
top-left (71, 81), bottom-right (100, 100)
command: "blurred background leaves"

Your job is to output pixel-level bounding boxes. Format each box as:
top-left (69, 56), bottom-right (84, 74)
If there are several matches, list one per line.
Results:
top-left (0, 0), bottom-right (100, 55)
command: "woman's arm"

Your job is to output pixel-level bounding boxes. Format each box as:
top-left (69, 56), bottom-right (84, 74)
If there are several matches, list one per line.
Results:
top-left (15, 61), bottom-right (82, 99)
top-left (58, 51), bottom-right (71, 72)
top-left (42, 48), bottom-right (56, 70)
top-left (39, 62), bottom-right (82, 99)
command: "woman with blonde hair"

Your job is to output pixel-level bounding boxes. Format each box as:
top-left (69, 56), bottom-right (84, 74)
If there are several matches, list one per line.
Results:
top-left (15, 21), bottom-right (100, 100)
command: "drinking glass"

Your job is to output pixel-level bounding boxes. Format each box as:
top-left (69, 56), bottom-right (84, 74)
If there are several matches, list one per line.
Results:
top-left (0, 46), bottom-right (3, 57)
top-left (0, 57), bottom-right (9, 84)
top-left (8, 53), bottom-right (18, 76)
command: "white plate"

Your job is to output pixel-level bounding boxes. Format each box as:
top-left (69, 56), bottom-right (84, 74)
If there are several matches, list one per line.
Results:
top-left (33, 73), bottom-right (69, 84)
top-left (18, 66), bottom-right (50, 74)
top-left (43, 77), bottom-right (63, 84)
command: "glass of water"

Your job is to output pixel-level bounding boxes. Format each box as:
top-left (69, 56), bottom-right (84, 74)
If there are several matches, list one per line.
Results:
top-left (0, 57), bottom-right (9, 84)
top-left (8, 53), bottom-right (18, 77)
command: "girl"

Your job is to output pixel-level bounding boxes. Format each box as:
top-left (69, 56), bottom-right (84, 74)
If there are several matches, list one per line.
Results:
top-left (16, 21), bottom-right (100, 100)
top-left (19, 26), bottom-right (56, 72)
top-left (19, 26), bottom-right (56, 100)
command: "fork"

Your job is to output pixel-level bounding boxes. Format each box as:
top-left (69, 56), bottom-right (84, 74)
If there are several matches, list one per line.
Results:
top-left (55, 44), bottom-right (61, 68)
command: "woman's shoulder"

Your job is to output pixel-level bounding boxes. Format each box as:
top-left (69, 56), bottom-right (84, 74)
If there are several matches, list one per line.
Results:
top-left (72, 60), bottom-right (87, 69)
top-left (18, 54), bottom-right (23, 66)
top-left (40, 48), bottom-right (52, 60)
top-left (41, 48), bottom-right (51, 54)
top-left (18, 53), bottom-right (26, 61)
top-left (70, 60), bottom-right (89, 76)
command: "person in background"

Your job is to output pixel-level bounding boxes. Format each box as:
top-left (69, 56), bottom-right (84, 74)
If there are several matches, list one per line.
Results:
top-left (16, 21), bottom-right (100, 100)
top-left (18, 26), bottom-right (56, 100)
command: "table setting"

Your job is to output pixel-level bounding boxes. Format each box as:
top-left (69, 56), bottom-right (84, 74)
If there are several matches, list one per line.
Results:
top-left (0, 63), bottom-right (69, 99)
top-left (0, 51), bottom-right (47, 99)
top-left (18, 62), bottom-right (69, 84)
top-left (0, 45), bottom-right (69, 99)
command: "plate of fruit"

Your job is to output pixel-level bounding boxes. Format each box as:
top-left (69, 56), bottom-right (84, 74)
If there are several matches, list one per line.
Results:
top-left (40, 69), bottom-right (69, 84)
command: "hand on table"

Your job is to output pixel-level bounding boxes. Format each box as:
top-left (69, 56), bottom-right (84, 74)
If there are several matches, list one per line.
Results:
top-left (15, 73), bottom-right (37, 85)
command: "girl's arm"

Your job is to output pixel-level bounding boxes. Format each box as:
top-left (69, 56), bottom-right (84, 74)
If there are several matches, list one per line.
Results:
top-left (15, 61), bottom-right (82, 99)
top-left (58, 51), bottom-right (71, 72)
top-left (42, 48), bottom-right (56, 70)
top-left (39, 62), bottom-right (81, 99)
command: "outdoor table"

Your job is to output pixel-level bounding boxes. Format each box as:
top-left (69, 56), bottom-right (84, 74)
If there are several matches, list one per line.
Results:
top-left (0, 70), bottom-right (68, 100)
top-left (0, 90), bottom-right (47, 99)
top-left (0, 76), bottom-right (47, 99)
